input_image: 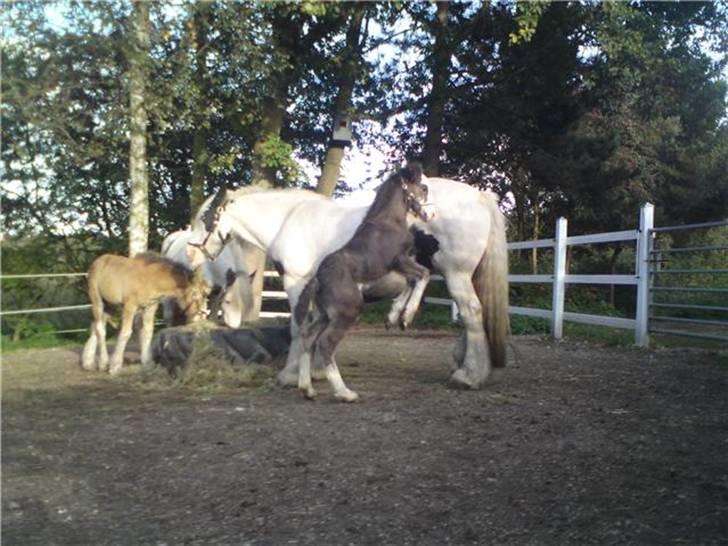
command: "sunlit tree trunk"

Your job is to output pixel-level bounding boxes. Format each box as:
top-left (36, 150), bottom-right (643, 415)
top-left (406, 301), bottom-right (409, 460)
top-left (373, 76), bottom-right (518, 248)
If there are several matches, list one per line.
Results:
top-left (316, 5), bottom-right (366, 197)
top-left (128, 0), bottom-right (150, 256)
top-left (422, 1), bottom-right (450, 177)
top-left (190, 3), bottom-right (210, 221)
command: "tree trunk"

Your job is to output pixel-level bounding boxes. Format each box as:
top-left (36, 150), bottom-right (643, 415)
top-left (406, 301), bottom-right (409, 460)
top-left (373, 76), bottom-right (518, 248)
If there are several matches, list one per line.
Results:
top-left (250, 10), bottom-right (295, 190)
top-left (190, 3), bottom-right (210, 221)
top-left (316, 5), bottom-right (366, 197)
top-left (128, 0), bottom-right (150, 257)
top-left (250, 95), bottom-right (285, 189)
top-left (422, 1), bottom-right (451, 177)
top-left (531, 203), bottom-right (540, 274)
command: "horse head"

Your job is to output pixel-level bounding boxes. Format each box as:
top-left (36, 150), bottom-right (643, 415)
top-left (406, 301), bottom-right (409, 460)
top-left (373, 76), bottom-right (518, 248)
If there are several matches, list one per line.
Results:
top-left (400, 163), bottom-right (433, 222)
top-left (180, 268), bottom-right (211, 323)
top-left (187, 189), bottom-right (232, 268)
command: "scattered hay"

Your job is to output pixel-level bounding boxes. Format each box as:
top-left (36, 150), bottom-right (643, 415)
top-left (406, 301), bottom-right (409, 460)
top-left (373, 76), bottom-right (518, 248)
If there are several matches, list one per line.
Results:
top-left (176, 334), bottom-right (274, 391)
top-left (117, 328), bottom-right (275, 393)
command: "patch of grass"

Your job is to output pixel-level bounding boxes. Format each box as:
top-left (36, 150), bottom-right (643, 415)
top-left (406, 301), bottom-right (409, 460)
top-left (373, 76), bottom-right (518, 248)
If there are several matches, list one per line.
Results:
top-left (562, 323), bottom-right (634, 347)
top-left (510, 315), bottom-right (550, 335)
top-left (649, 333), bottom-right (728, 352)
top-left (1, 333), bottom-right (86, 353)
top-left (360, 301), bottom-right (458, 330)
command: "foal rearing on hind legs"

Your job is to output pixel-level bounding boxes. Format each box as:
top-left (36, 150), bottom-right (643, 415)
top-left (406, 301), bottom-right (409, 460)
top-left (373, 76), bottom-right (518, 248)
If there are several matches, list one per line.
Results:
top-left (294, 163), bottom-right (432, 402)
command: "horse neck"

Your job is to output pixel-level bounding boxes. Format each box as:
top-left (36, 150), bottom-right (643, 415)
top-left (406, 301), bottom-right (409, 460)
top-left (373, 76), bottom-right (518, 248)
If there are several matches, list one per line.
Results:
top-left (224, 192), bottom-right (315, 251)
top-left (366, 183), bottom-right (407, 225)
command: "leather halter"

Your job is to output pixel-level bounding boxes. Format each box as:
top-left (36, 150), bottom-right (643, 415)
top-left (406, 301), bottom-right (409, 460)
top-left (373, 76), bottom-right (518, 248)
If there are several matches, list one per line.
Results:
top-left (402, 181), bottom-right (430, 222)
top-left (188, 197), bottom-right (231, 262)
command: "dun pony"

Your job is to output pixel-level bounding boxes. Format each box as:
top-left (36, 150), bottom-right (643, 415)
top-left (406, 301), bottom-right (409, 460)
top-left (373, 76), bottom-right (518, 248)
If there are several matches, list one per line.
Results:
top-left (81, 252), bottom-right (209, 375)
top-left (294, 163), bottom-right (432, 402)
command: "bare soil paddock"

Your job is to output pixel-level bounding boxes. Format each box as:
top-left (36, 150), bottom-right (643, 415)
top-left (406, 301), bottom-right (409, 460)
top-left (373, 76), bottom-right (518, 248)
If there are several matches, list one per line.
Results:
top-left (3, 328), bottom-right (728, 545)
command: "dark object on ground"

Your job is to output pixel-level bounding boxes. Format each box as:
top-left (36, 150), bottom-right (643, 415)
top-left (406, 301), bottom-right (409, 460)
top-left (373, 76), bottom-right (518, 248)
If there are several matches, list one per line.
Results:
top-left (151, 325), bottom-right (291, 374)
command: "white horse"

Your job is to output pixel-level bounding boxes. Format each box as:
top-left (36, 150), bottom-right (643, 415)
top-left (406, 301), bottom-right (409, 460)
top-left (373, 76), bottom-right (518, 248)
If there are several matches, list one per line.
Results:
top-left (186, 176), bottom-right (509, 392)
top-left (161, 228), bottom-right (254, 328)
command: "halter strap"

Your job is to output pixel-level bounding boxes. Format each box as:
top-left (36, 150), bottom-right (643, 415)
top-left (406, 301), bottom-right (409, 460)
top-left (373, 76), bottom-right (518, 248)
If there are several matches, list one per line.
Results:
top-left (402, 181), bottom-right (430, 222)
top-left (190, 194), bottom-right (232, 262)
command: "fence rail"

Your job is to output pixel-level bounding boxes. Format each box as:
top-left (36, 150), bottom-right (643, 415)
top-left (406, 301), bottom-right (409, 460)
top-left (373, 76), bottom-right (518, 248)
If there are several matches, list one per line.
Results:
top-left (648, 218), bottom-right (728, 344)
top-left (3, 204), bottom-right (725, 346)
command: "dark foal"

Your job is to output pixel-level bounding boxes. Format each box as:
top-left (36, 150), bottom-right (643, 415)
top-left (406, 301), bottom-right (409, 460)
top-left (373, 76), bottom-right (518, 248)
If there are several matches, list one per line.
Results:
top-left (294, 163), bottom-right (431, 401)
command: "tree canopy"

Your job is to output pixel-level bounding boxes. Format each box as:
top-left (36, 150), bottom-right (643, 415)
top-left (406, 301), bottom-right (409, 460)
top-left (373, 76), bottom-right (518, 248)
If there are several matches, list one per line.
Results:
top-left (2, 0), bottom-right (727, 260)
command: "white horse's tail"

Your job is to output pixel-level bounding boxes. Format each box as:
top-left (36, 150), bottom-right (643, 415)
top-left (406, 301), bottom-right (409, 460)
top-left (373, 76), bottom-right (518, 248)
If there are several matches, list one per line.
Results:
top-left (472, 192), bottom-right (509, 369)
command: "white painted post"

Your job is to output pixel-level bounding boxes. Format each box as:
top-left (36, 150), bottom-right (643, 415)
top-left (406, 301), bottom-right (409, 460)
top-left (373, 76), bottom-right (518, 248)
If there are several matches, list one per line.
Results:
top-left (635, 203), bottom-right (654, 347)
top-left (552, 217), bottom-right (568, 339)
top-left (450, 301), bottom-right (459, 322)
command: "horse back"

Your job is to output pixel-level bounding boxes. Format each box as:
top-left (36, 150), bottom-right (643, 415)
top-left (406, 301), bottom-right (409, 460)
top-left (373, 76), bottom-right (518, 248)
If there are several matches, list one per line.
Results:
top-left (89, 253), bottom-right (190, 306)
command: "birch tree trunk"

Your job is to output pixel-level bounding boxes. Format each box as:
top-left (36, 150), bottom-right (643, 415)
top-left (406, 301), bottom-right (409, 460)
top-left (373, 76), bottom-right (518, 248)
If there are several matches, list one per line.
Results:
top-left (316, 5), bottom-right (365, 197)
top-left (190, 3), bottom-right (210, 221)
top-left (128, 0), bottom-right (150, 257)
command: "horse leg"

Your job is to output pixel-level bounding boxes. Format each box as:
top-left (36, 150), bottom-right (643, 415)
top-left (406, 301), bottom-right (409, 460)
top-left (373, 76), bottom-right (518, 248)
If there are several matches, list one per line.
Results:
top-left (399, 272), bottom-right (430, 329)
top-left (297, 313), bottom-right (328, 400)
top-left (81, 320), bottom-right (99, 371)
top-left (389, 255), bottom-right (431, 329)
top-left (443, 272), bottom-right (491, 389)
top-left (385, 287), bottom-right (412, 329)
top-left (138, 303), bottom-right (158, 369)
top-left (82, 285), bottom-right (105, 370)
top-left (316, 312), bottom-right (359, 402)
top-left (109, 303), bottom-right (136, 375)
top-left (97, 313), bottom-right (110, 371)
top-left (276, 276), bottom-right (311, 387)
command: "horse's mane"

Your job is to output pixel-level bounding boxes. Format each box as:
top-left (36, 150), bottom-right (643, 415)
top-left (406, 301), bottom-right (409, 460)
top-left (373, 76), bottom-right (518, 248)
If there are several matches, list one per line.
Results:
top-left (193, 185), bottom-right (324, 229)
top-left (365, 163), bottom-right (422, 220)
top-left (135, 252), bottom-right (193, 279)
top-left (365, 173), bottom-right (404, 220)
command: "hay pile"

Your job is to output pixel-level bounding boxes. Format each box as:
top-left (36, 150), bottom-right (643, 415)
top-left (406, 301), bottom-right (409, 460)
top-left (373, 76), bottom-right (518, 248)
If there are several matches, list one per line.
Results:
top-left (120, 322), bottom-right (290, 392)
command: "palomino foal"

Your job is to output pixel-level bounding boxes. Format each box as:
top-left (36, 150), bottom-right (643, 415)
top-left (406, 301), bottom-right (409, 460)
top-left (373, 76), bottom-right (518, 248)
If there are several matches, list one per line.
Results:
top-left (81, 253), bottom-right (209, 375)
top-left (294, 163), bottom-right (431, 402)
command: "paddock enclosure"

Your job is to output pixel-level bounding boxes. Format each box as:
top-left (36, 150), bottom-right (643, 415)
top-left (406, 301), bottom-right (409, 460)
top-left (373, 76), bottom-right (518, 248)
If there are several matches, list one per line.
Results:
top-left (3, 328), bottom-right (727, 545)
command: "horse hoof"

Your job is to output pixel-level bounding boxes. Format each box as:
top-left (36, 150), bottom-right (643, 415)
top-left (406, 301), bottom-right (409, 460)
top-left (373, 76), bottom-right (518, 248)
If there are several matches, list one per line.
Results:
top-left (384, 320), bottom-right (393, 330)
top-left (448, 369), bottom-right (478, 390)
top-left (399, 320), bottom-right (408, 331)
top-left (300, 387), bottom-right (317, 400)
top-left (335, 390), bottom-right (359, 403)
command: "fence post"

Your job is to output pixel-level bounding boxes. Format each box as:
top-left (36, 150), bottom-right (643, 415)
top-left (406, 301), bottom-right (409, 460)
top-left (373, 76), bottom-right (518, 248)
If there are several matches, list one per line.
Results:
top-left (635, 203), bottom-right (654, 347)
top-left (450, 301), bottom-right (459, 323)
top-left (552, 217), bottom-right (568, 339)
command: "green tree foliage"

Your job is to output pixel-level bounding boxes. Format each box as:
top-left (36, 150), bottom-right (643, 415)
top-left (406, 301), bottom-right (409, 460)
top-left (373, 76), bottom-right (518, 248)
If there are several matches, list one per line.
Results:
top-left (2, 0), bottom-right (726, 260)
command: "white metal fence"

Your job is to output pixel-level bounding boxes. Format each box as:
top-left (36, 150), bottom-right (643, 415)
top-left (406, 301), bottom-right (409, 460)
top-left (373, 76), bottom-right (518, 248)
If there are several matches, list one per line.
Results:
top-left (3, 202), bottom-right (725, 346)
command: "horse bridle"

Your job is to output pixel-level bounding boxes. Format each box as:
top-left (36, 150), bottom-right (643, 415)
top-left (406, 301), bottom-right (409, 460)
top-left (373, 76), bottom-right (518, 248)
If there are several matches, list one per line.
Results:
top-left (188, 191), bottom-right (232, 262)
top-left (189, 223), bottom-right (231, 262)
top-left (402, 181), bottom-right (431, 222)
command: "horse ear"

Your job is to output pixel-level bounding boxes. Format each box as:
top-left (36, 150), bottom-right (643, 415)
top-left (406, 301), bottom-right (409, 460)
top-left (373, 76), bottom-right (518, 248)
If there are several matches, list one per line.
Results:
top-left (401, 162), bottom-right (423, 185)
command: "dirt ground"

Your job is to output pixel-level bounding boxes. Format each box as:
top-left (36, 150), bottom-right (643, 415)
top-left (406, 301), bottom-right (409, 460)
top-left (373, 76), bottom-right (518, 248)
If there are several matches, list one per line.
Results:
top-left (3, 327), bottom-right (728, 545)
